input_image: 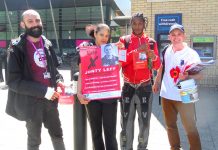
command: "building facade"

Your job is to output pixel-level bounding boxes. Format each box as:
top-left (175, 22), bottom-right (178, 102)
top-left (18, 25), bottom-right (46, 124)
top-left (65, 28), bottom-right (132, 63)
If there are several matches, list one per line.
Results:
top-left (132, 0), bottom-right (218, 87)
top-left (0, 0), bottom-right (124, 56)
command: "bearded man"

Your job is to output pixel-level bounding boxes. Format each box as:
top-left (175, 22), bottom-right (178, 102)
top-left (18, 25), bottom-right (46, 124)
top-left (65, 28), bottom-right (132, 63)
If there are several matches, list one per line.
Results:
top-left (5, 9), bottom-right (66, 150)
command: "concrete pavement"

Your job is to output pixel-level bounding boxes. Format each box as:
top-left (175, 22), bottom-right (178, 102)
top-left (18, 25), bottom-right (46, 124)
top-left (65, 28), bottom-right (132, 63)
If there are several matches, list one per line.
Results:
top-left (0, 69), bottom-right (217, 150)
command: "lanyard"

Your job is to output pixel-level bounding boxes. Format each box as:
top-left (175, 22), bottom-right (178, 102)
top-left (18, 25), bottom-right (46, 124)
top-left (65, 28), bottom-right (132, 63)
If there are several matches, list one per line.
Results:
top-left (28, 37), bottom-right (47, 69)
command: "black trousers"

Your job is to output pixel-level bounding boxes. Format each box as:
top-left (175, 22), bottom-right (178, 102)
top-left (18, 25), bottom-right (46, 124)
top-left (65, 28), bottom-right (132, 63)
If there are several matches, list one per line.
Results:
top-left (26, 100), bottom-right (65, 150)
top-left (86, 100), bottom-right (118, 150)
top-left (0, 60), bottom-right (3, 82)
top-left (120, 83), bottom-right (153, 150)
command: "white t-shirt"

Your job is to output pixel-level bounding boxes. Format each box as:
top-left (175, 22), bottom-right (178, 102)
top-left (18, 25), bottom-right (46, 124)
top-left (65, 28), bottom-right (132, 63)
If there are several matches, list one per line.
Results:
top-left (160, 44), bottom-right (201, 101)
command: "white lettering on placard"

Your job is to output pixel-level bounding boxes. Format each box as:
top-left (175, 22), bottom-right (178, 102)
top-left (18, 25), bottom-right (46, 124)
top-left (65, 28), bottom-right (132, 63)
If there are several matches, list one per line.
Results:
top-left (84, 68), bottom-right (101, 74)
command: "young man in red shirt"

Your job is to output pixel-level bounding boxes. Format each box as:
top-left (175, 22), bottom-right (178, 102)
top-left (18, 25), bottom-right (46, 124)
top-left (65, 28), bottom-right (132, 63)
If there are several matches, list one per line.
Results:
top-left (119, 13), bottom-right (161, 150)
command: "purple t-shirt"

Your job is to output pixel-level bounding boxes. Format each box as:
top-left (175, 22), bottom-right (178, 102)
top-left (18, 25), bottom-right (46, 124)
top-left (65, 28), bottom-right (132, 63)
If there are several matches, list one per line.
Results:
top-left (26, 39), bottom-right (50, 86)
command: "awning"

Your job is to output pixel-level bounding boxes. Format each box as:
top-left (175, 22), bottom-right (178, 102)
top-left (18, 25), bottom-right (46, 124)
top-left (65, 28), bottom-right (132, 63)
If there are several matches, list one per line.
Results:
top-left (113, 16), bottom-right (131, 26)
top-left (0, 0), bottom-right (123, 14)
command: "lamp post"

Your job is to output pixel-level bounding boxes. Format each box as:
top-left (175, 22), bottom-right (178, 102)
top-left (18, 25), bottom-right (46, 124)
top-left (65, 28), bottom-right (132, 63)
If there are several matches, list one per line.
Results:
top-left (73, 72), bottom-right (87, 150)
top-left (100, 0), bottom-right (104, 23)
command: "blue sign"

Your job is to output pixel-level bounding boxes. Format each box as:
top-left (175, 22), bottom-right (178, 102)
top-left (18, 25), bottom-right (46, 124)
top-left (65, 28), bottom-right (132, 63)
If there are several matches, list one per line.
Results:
top-left (155, 13), bottom-right (182, 32)
top-left (154, 14), bottom-right (182, 52)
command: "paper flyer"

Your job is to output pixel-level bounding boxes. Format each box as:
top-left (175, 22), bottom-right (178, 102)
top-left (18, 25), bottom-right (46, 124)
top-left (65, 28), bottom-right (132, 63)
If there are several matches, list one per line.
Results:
top-left (119, 49), bottom-right (127, 62)
top-left (133, 50), bottom-right (148, 70)
top-left (185, 60), bottom-right (215, 75)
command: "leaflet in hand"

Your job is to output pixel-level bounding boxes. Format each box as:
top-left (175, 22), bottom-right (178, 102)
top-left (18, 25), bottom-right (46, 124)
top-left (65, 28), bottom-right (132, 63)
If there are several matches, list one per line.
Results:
top-left (185, 60), bottom-right (215, 75)
top-left (119, 49), bottom-right (127, 62)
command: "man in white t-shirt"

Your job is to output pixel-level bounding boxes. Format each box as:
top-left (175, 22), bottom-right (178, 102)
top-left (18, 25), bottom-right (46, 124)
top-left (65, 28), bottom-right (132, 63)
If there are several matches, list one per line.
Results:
top-left (153, 23), bottom-right (202, 150)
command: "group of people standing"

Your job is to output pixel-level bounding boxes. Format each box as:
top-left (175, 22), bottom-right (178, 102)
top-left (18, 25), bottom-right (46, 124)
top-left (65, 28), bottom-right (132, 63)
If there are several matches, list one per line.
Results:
top-left (5, 8), bottom-right (202, 150)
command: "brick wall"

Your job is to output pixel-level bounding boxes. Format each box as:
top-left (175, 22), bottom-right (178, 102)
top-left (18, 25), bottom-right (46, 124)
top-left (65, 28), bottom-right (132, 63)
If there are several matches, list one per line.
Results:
top-left (132, 0), bottom-right (218, 87)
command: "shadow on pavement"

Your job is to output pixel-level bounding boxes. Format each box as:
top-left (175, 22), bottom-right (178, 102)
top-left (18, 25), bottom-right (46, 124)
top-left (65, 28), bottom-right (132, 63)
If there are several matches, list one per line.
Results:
top-left (151, 86), bottom-right (218, 150)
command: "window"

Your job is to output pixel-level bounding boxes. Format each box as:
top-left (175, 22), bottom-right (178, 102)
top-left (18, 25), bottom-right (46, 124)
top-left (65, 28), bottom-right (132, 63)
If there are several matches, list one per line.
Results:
top-left (76, 7), bottom-right (91, 20)
top-left (46, 9), bottom-right (59, 22)
top-left (62, 30), bottom-right (76, 39)
top-left (75, 29), bottom-right (88, 39)
top-left (7, 11), bottom-right (18, 23)
top-left (0, 32), bottom-right (6, 40)
top-left (46, 31), bottom-right (59, 40)
top-left (62, 8), bottom-right (76, 21)
top-left (0, 12), bottom-right (6, 23)
top-left (91, 6), bottom-right (105, 20)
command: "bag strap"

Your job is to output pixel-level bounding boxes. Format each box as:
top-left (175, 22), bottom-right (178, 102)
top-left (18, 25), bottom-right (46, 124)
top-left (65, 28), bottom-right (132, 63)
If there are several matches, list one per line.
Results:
top-left (124, 35), bottom-right (131, 49)
top-left (161, 44), bottom-right (169, 81)
top-left (159, 44), bottom-right (170, 105)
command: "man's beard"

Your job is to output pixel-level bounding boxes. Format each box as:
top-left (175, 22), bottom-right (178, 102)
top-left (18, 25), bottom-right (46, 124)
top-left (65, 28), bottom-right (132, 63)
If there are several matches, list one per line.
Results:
top-left (25, 25), bottom-right (43, 38)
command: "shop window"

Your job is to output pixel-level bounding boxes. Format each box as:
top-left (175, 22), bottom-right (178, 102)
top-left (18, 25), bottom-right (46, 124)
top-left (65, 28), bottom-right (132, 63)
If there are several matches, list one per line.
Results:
top-left (91, 6), bottom-right (105, 20)
top-left (10, 12), bottom-right (17, 23)
top-left (46, 9), bottom-right (59, 22)
top-left (62, 8), bottom-right (76, 21)
top-left (0, 11), bottom-right (6, 23)
top-left (62, 30), bottom-right (76, 39)
top-left (0, 25), bottom-right (6, 32)
top-left (75, 30), bottom-right (87, 39)
top-left (46, 31), bottom-right (59, 40)
top-left (76, 7), bottom-right (91, 20)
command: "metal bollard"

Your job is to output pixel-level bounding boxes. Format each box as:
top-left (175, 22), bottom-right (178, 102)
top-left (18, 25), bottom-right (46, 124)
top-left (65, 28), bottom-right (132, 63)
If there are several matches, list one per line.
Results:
top-left (73, 72), bottom-right (87, 150)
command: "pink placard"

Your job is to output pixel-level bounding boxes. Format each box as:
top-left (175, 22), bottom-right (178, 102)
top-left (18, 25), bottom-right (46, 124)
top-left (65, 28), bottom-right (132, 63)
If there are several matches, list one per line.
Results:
top-left (80, 44), bottom-right (121, 100)
top-left (0, 41), bottom-right (6, 48)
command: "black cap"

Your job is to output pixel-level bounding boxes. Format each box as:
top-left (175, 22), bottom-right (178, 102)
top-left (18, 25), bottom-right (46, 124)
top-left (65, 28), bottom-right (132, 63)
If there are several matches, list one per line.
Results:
top-left (169, 23), bottom-right (184, 33)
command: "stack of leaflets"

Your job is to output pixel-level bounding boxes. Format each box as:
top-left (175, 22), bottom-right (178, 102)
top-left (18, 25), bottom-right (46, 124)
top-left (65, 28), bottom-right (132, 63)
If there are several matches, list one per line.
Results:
top-left (185, 60), bottom-right (215, 75)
